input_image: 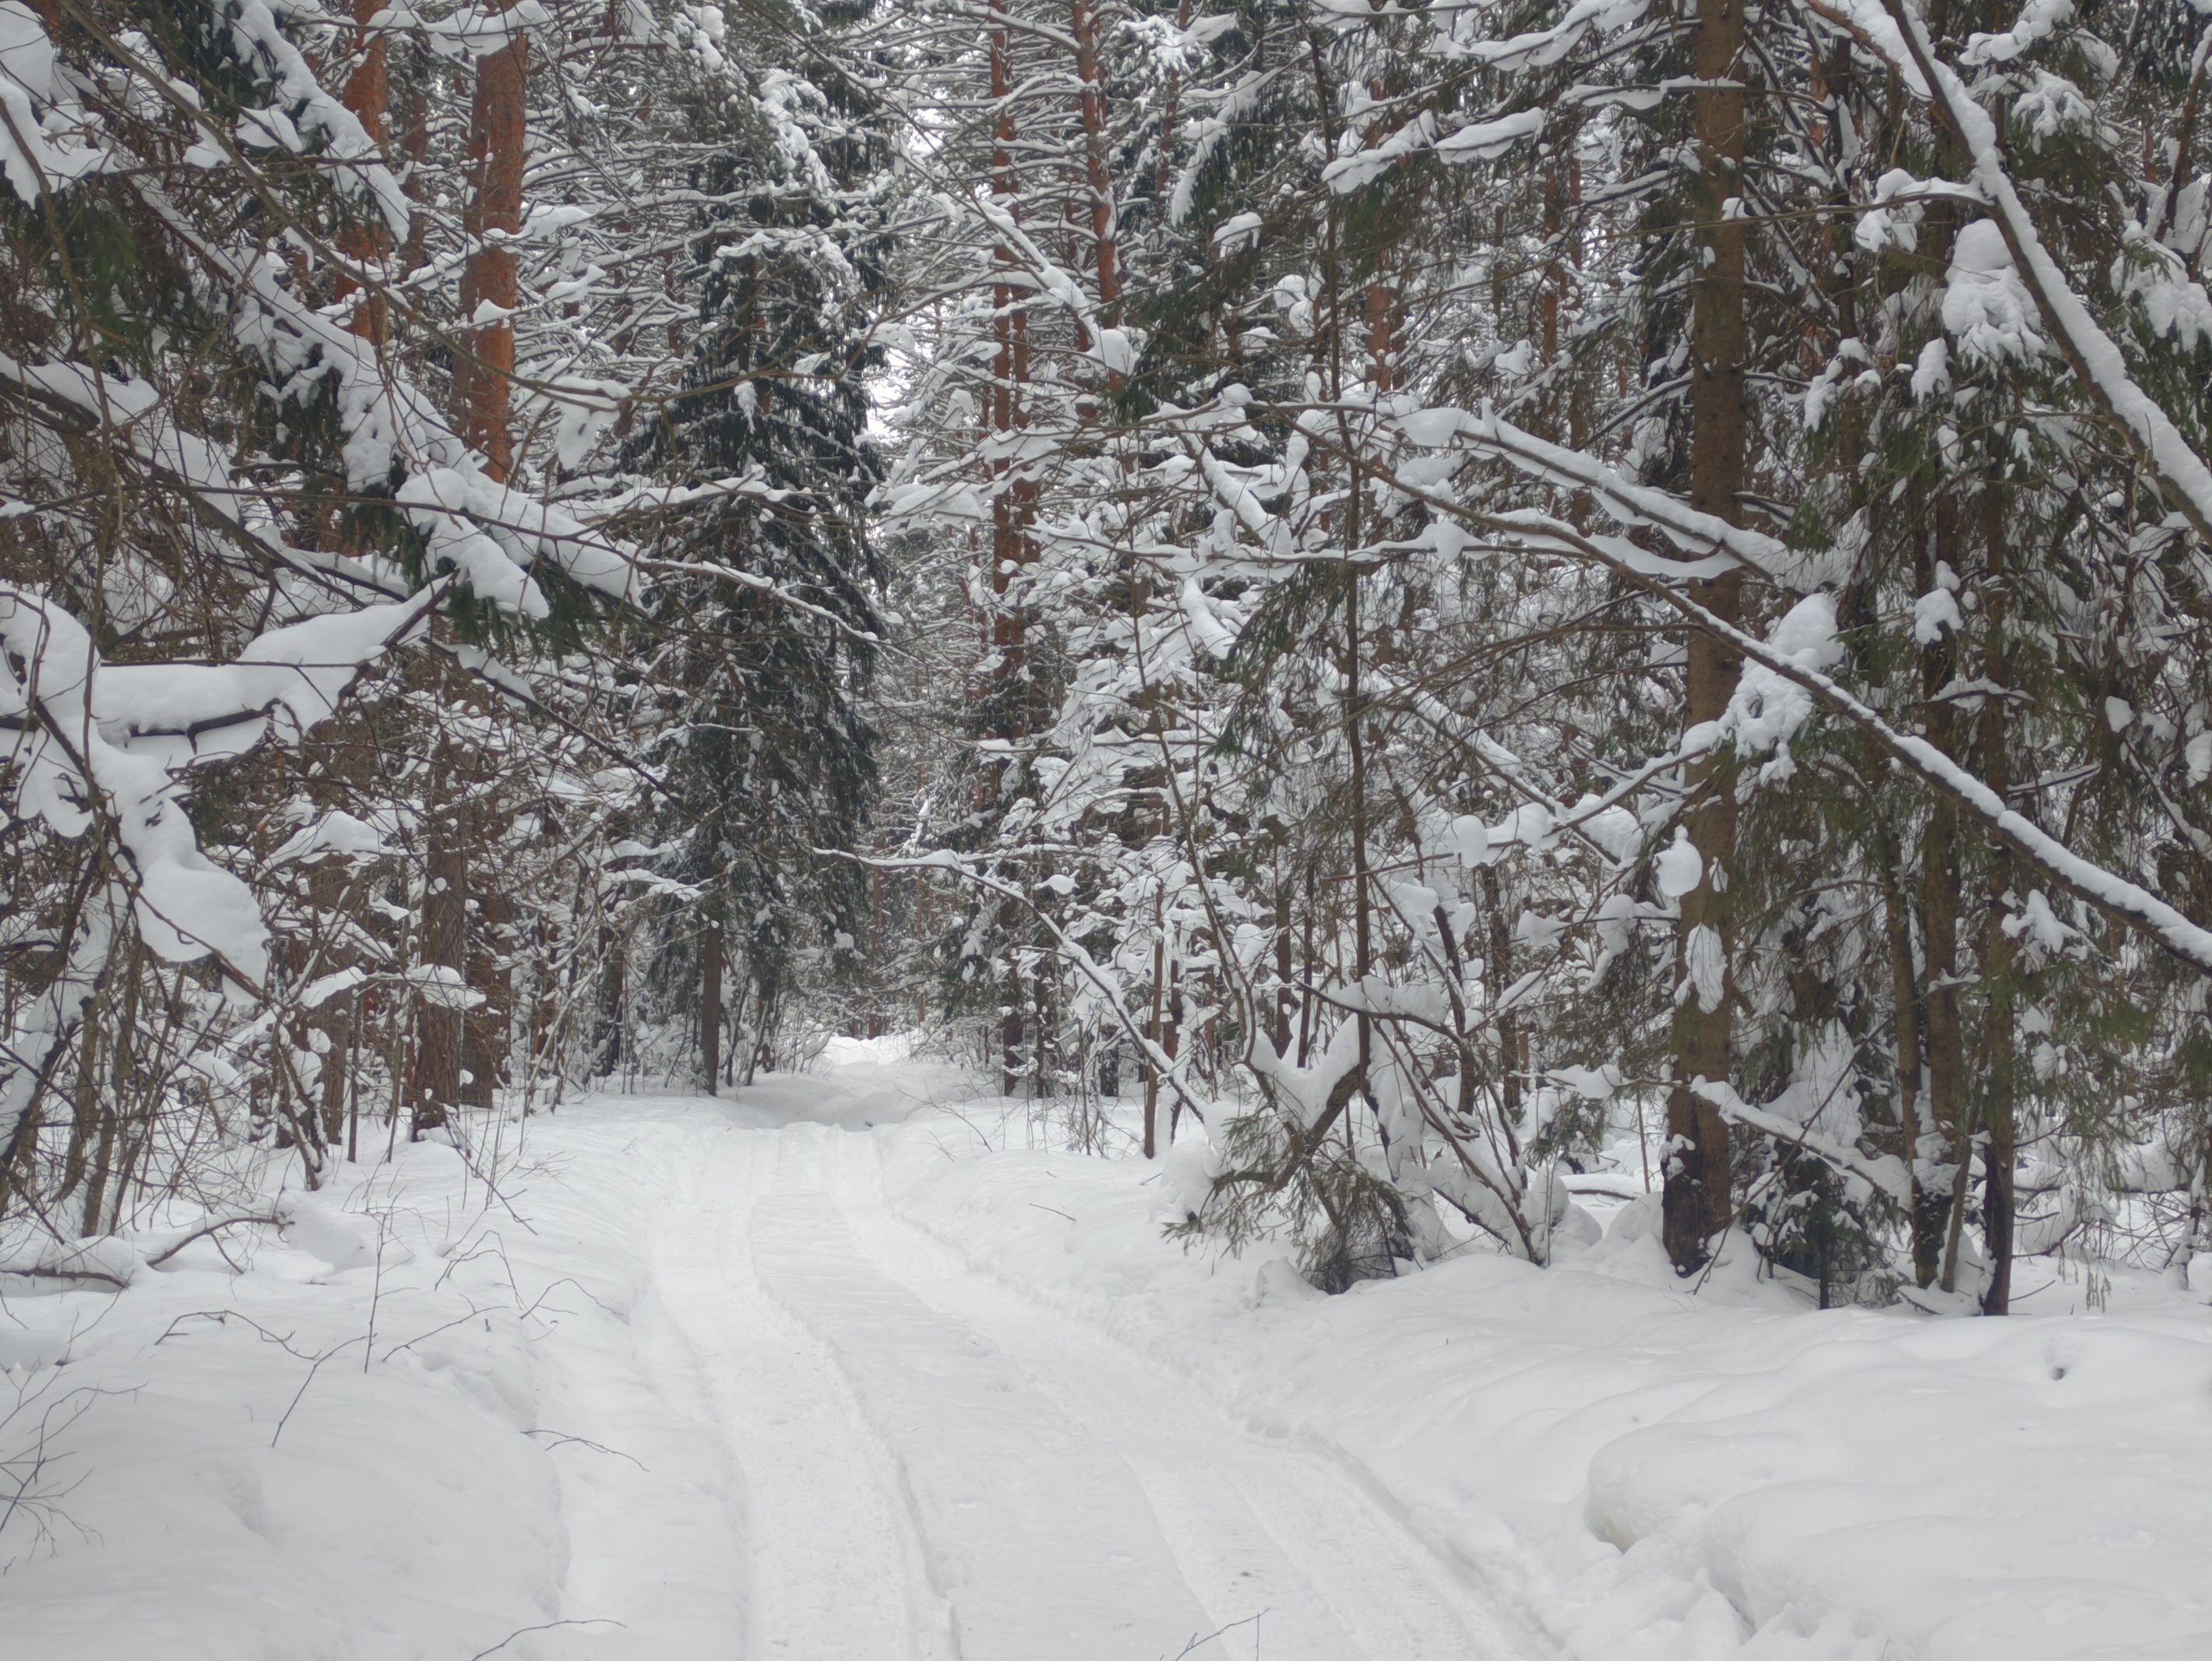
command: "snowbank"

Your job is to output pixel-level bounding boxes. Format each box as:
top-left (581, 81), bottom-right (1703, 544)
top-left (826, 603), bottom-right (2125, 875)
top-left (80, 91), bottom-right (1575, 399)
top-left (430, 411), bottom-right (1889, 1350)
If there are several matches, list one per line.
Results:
top-left (876, 1115), bottom-right (2212, 1661)
top-left (1, 1118), bottom-right (746, 1661)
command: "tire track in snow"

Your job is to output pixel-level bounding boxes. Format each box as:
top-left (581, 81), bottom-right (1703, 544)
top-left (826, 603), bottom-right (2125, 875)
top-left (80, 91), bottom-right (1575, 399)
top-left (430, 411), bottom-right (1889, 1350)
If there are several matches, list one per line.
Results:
top-left (752, 1131), bottom-right (1224, 1661)
top-left (652, 1125), bottom-right (928, 1661)
top-left (807, 1123), bottom-right (1532, 1661)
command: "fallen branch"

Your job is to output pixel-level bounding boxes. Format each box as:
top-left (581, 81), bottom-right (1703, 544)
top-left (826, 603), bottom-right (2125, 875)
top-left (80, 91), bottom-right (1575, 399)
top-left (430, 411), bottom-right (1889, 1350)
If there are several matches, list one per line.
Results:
top-left (142, 1214), bottom-right (282, 1271)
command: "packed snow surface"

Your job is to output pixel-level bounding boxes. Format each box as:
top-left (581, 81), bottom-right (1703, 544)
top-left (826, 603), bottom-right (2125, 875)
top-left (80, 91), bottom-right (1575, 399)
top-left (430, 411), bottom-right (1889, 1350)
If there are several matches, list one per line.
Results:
top-left (5, 1045), bottom-right (2207, 1659)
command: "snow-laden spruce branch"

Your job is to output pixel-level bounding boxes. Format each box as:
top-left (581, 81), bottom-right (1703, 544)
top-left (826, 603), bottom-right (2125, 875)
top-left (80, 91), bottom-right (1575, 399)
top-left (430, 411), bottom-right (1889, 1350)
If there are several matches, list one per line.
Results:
top-left (45, 31), bottom-right (891, 658)
top-left (1690, 1078), bottom-right (1913, 1210)
top-left (56, 2), bottom-right (788, 451)
top-left (1442, 503), bottom-right (2212, 978)
top-left (0, 579), bottom-right (453, 989)
top-left (1815, 0), bottom-right (2212, 542)
top-left (0, 577), bottom-right (453, 1163)
top-left (1150, 376), bottom-right (2212, 979)
top-left (14, 19), bottom-right (657, 627)
top-left (1153, 369), bottom-right (2212, 979)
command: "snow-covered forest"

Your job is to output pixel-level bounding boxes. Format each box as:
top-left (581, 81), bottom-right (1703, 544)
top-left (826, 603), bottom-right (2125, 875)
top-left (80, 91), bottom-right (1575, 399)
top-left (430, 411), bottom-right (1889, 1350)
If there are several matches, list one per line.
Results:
top-left (3, 0), bottom-right (2211, 1654)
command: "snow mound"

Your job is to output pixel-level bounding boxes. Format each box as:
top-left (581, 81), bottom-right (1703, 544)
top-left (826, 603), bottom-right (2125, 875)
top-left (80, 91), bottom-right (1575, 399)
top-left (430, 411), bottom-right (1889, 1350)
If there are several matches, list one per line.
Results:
top-left (878, 1116), bottom-right (2212, 1661)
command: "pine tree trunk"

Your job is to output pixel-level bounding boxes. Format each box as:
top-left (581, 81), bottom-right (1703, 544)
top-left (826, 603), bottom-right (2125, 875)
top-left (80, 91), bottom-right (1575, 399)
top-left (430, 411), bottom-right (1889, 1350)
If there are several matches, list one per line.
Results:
top-left (454, 2), bottom-right (527, 480)
top-left (339, 0), bottom-right (391, 341)
top-left (1663, 0), bottom-right (1749, 1272)
top-left (83, 949), bottom-right (143, 1235)
top-left (869, 867), bottom-right (886, 1039)
top-left (1297, 865), bottom-right (1317, 1067)
top-left (1346, 563), bottom-right (1373, 1123)
top-left (56, 981), bottom-right (103, 1209)
top-left (532, 913), bottom-right (560, 1076)
top-left (984, 22), bottom-right (1036, 1102)
top-left (594, 922), bottom-right (626, 1078)
top-left (79, 1099), bottom-right (117, 1240)
top-left (1163, 957), bottom-right (1183, 1129)
top-left (1071, 0), bottom-right (1118, 320)
top-left (455, 771), bottom-right (511, 1113)
top-left (322, 1001), bottom-right (352, 1145)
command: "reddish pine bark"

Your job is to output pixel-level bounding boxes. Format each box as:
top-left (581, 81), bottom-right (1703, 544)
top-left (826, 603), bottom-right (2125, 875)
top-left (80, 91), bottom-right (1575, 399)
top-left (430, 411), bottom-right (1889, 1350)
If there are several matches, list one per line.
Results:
top-left (455, 5), bottom-right (527, 481)
top-left (338, 0), bottom-right (390, 342)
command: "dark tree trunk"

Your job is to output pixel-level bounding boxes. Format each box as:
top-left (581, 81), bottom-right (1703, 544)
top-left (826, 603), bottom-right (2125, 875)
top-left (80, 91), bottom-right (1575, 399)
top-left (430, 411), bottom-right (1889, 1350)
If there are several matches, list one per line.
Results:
top-left (1979, 482), bottom-right (2017, 1314)
top-left (1881, 838), bottom-right (1939, 1287)
top-left (701, 919), bottom-right (724, 1096)
top-left (413, 785), bottom-right (467, 1137)
top-left (1919, 491), bottom-right (1974, 1292)
top-left (1663, 0), bottom-right (1749, 1272)
top-left (462, 811), bottom-right (510, 1113)
top-left (1143, 927), bottom-right (1164, 1158)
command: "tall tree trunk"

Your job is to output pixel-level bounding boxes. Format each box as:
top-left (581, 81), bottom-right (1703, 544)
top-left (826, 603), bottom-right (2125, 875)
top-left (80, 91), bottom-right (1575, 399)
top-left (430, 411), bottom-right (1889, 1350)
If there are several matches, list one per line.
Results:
top-left (56, 980), bottom-right (104, 1209)
top-left (1346, 537), bottom-right (1374, 1130)
top-left (83, 947), bottom-right (145, 1235)
top-left (1663, 0), bottom-right (1749, 1272)
top-left (1034, 964), bottom-right (1058, 1103)
top-left (984, 22), bottom-right (1029, 807)
top-left (454, 1), bottom-right (526, 480)
top-left (984, 22), bottom-right (1037, 1099)
top-left (701, 917), bottom-right (724, 1095)
top-left (322, 999), bottom-right (353, 1146)
top-left (594, 922), bottom-right (626, 1078)
top-left (1483, 866), bottom-right (1523, 1127)
top-left (413, 748), bottom-right (466, 1136)
top-left (1143, 922), bottom-right (1164, 1158)
top-left (1163, 956), bottom-right (1183, 1122)
top-left (463, 876), bottom-right (509, 1111)
top-left (338, 0), bottom-right (391, 342)
top-left (1071, 0), bottom-right (1118, 323)
top-left (396, 37), bottom-right (432, 275)
top-left (1881, 836), bottom-right (1937, 1285)
top-left (868, 867), bottom-right (887, 1040)
top-left (531, 912), bottom-right (560, 1074)
top-left (1979, 482), bottom-right (2017, 1313)
top-left (457, 774), bottom-right (511, 1113)
top-left (79, 953), bottom-right (136, 1236)
top-left (1297, 865), bottom-right (1317, 1067)
top-left (1920, 492), bottom-right (1972, 1292)
top-left (1002, 965), bottom-right (1026, 1097)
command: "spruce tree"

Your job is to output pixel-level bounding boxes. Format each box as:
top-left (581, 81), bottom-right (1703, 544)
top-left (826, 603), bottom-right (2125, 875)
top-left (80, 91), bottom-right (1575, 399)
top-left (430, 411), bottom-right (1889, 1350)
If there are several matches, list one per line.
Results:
top-left (626, 18), bottom-right (892, 1083)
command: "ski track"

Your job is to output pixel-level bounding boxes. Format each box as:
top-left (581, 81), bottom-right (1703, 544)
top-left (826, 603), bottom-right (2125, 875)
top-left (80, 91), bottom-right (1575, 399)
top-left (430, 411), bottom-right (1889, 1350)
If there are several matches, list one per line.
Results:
top-left (630, 1096), bottom-right (1530, 1661)
top-left (653, 1123), bottom-right (931, 1661)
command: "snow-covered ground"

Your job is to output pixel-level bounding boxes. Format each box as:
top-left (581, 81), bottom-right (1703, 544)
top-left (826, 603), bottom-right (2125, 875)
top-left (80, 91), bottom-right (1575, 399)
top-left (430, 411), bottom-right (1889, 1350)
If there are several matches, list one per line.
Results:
top-left (5, 1046), bottom-right (2208, 1660)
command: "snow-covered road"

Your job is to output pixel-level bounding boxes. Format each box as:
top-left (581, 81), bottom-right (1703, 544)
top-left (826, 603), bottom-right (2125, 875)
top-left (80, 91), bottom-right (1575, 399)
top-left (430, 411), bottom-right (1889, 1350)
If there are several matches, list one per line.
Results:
top-left (643, 1097), bottom-right (1523, 1661)
top-left (16, 1058), bottom-right (2207, 1661)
